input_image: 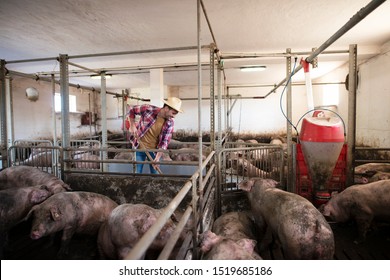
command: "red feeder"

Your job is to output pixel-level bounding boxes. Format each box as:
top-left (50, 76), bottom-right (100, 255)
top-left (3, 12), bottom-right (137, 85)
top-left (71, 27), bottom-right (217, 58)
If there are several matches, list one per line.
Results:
top-left (299, 112), bottom-right (345, 204)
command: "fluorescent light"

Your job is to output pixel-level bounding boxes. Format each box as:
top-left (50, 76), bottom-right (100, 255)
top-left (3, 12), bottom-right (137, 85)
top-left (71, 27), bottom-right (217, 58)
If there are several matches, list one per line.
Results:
top-left (240, 66), bottom-right (266, 72)
top-left (90, 74), bottom-right (112, 79)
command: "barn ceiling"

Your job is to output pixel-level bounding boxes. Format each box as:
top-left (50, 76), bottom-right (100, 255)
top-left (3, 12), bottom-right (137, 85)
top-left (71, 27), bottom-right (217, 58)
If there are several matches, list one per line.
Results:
top-left (0, 0), bottom-right (389, 92)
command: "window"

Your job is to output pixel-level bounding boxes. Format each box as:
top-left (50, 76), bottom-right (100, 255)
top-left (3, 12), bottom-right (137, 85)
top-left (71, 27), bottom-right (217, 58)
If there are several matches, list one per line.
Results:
top-left (322, 84), bottom-right (339, 106)
top-left (55, 93), bottom-right (77, 112)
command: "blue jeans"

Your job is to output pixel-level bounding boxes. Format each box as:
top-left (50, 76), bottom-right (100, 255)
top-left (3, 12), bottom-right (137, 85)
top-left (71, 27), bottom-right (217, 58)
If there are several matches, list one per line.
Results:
top-left (136, 151), bottom-right (158, 174)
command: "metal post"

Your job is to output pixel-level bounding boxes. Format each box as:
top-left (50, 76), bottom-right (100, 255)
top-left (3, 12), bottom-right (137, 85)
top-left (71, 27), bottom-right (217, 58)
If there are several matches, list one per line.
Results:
top-left (346, 44), bottom-right (358, 187)
top-left (286, 49), bottom-right (293, 192)
top-left (5, 75), bottom-right (14, 152)
top-left (51, 74), bottom-right (57, 146)
top-left (0, 60), bottom-right (7, 168)
top-left (100, 72), bottom-right (108, 172)
top-left (59, 54), bottom-right (71, 172)
top-left (210, 43), bottom-right (216, 151)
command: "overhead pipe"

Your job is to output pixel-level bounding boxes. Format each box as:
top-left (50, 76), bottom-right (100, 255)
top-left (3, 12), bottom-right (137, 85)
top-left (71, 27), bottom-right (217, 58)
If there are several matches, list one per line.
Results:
top-left (36, 61), bottom-right (212, 77)
top-left (67, 61), bottom-right (100, 74)
top-left (265, 0), bottom-right (386, 97)
top-left (7, 69), bottom-right (119, 96)
top-left (221, 49), bottom-right (349, 60)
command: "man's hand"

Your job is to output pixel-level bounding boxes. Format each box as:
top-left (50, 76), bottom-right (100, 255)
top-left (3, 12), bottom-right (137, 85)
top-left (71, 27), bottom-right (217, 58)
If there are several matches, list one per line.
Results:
top-left (127, 116), bottom-right (138, 137)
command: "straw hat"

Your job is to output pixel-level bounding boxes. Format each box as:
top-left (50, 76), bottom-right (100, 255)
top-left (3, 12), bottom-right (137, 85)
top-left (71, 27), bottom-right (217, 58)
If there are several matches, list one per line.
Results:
top-left (163, 97), bottom-right (183, 113)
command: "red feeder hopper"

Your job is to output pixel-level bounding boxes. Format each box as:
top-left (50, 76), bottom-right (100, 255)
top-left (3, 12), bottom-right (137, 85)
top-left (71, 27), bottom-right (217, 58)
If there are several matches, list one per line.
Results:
top-left (299, 112), bottom-right (345, 205)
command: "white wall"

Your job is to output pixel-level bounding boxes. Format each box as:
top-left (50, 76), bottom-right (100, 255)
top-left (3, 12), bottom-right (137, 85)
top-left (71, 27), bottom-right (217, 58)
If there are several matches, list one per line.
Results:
top-left (315, 40), bottom-right (390, 147)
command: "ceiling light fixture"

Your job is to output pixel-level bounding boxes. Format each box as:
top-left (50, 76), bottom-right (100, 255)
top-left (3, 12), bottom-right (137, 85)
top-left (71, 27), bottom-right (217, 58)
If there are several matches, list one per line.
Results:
top-left (240, 66), bottom-right (267, 72)
top-left (90, 74), bottom-right (112, 79)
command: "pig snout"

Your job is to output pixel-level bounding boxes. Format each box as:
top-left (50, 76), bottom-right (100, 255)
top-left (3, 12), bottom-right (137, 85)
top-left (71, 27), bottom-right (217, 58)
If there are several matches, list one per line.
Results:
top-left (30, 225), bottom-right (46, 240)
top-left (354, 174), bottom-right (369, 184)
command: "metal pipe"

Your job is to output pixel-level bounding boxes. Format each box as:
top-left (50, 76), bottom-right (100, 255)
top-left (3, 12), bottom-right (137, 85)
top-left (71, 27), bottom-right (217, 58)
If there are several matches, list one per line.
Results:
top-left (195, 0), bottom-right (203, 259)
top-left (286, 49), bottom-right (293, 192)
top-left (157, 206), bottom-right (193, 260)
top-left (227, 81), bottom-right (345, 89)
top-left (200, 0), bottom-right (226, 81)
top-left (7, 70), bottom-right (119, 96)
top-left (0, 60), bottom-right (7, 159)
top-left (6, 56), bottom-right (58, 64)
top-left (305, 0), bottom-right (387, 63)
top-left (67, 61), bottom-right (100, 74)
top-left (100, 73), bottom-right (108, 172)
top-left (59, 54), bottom-right (71, 174)
top-left (69, 45), bottom-right (205, 60)
top-left (221, 49), bottom-right (349, 60)
top-left (51, 74), bottom-right (57, 146)
top-left (125, 180), bottom-right (193, 259)
top-left (5, 75), bottom-right (14, 151)
top-left (37, 61), bottom-right (211, 77)
top-left (346, 44), bottom-right (358, 187)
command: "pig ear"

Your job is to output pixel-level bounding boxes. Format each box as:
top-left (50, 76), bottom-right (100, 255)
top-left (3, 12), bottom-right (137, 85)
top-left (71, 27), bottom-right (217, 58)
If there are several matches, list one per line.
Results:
top-left (62, 183), bottom-right (72, 191)
top-left (330, 191), bottom-right (339, 197)
top-left (238, 179), bottom-right (253, 192)
top-left (50, 206), bottom-right (62, 221)
top-left (237, 238), bottom-right (256, 254)
top-left (30, 188), bottom-right (50, 204)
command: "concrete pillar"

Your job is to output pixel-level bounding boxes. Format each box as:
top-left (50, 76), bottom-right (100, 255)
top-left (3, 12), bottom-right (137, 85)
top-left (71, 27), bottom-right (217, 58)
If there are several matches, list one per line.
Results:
top-left (150, 68), bottom-right (164, 107)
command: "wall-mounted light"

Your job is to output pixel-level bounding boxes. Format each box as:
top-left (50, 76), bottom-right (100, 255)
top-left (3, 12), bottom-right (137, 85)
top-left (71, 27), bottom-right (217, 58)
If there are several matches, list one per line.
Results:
top-left (240, 66), bottom-right (267, 72)
top-left (90, 74), bottom-right (112, 79)
top-left (25, 87), bottom-right (39, 101)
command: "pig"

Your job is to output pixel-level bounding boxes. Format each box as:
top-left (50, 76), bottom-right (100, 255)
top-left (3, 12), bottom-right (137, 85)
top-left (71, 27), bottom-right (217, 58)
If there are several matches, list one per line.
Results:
top-left (365, 171), bottom-right (390, 182)
top-left (200, 230), bottom-right (261, 260)
top-left (23, 151), bottom-right (53, 167)
top-left (239, 178), bottom-right (335, 260)
top-left (320, 179), bottom-right (390, 243)
top-left (0, 185), bottom-right (51, 258)
top-left (0, 165), bottom-right (71, 194)
top-left (113, 151), bottom-right (134, 160)
top-left (212, 211), bottom-right (257, 241)
top-left (200, 211), bottom-right (263, 260)
top-left (97, 203), bottom-right (181, 260)
top-left (354, 170), bottom-right (390, 184)
top-left (355, 163), bottom-right (390, 174)
top-left (231, 157), bottom-right (270, 178)
top-left (169, 148), bottom-right (206, 162)
top-left (26, 191), bottom-right (118, 257)
top-left (354, 174), bottom-right (369, 184)
top-left (73, 153), bottom-right (100, 169)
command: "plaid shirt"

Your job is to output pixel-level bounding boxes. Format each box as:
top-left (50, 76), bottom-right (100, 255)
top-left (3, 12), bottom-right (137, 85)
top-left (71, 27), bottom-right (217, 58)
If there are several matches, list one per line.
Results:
top-left (127, 104), bottom-right (174, 150)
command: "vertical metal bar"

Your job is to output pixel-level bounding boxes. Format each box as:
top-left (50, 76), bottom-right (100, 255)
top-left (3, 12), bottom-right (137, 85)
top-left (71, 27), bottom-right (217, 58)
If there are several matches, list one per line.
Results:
top-left (217, 62), bottom-right (222, 150)
top-left (216, 60), bottom-right (223, 218)
top-left (286, 48), bottom-right (293, 192)
top-left (216, 150), bottom-right (222, 217)
top-left (5, 75), bottom-right (14, 154)
top-left (0, 60), bottom-right (7, 168)
top-left (51, 74), bottom-right (57, 146)
top-left (210, 43), bottom-right (215, 152)
top-left (100, 72), bottom-right (108, 172)
top-left (59, 54), bottom-right (71, 172)
top-left (346, 44), bottom-right (358, 187)
top-left (194, 0), bottom-right (202, 260)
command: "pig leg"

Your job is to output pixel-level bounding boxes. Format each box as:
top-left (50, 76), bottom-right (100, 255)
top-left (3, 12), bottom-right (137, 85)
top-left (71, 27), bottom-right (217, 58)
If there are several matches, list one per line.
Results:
top-left (58, 229), bottom-right (77, 257)
top-left (354, 213), bottom-right (374, 244)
